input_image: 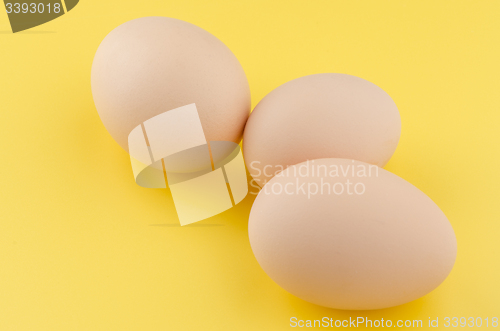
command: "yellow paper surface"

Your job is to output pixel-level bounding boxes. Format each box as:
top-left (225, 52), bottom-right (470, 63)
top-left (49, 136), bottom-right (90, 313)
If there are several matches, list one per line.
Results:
top-left (1, 1), bottom-right (499, 330)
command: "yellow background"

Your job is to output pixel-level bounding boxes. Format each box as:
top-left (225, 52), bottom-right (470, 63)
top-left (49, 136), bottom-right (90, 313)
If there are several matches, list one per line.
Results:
top-left (1, 1), bottom-right (499, 330)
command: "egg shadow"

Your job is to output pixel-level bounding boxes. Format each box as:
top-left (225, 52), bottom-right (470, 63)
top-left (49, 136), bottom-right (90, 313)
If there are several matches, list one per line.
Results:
top-left (286, 292), bottom-right (429, 324)
top-left (149, 223), bottom-right (224, 227)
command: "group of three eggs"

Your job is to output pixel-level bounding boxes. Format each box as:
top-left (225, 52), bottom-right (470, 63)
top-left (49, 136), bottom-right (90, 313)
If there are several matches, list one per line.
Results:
top-left (92, 17), bottom-right (456, 310)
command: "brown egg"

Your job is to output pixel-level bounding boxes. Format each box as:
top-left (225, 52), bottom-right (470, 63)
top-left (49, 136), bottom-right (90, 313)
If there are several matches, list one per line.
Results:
top-left (243, 74), bottom-right (401, 187)
top-left (248, 158), bottom-right (457, 310)
top-left (91, 17), bottom-right (250, 151)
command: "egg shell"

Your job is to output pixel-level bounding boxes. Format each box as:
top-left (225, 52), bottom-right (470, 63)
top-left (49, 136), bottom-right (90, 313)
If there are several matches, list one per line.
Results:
top-left (248, 158), bottom-right (456, 310)
top-left (91, 17), bottom-right (250, 151)
top-left (243, 73), bottom-right (401, 187)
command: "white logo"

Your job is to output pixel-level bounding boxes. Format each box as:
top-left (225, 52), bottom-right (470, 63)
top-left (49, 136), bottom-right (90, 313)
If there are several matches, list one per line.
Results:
top-left (128, 104), bottom-right (248, 226)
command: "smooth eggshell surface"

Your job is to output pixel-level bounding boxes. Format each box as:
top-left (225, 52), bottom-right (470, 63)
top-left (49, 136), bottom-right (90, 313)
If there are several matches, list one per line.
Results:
top-left (248, 158), bottom-right (456, 310)
top-left (243, 74), bottom-right (401, 187)
top-left (91, 17), bottom-right (251, 151)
